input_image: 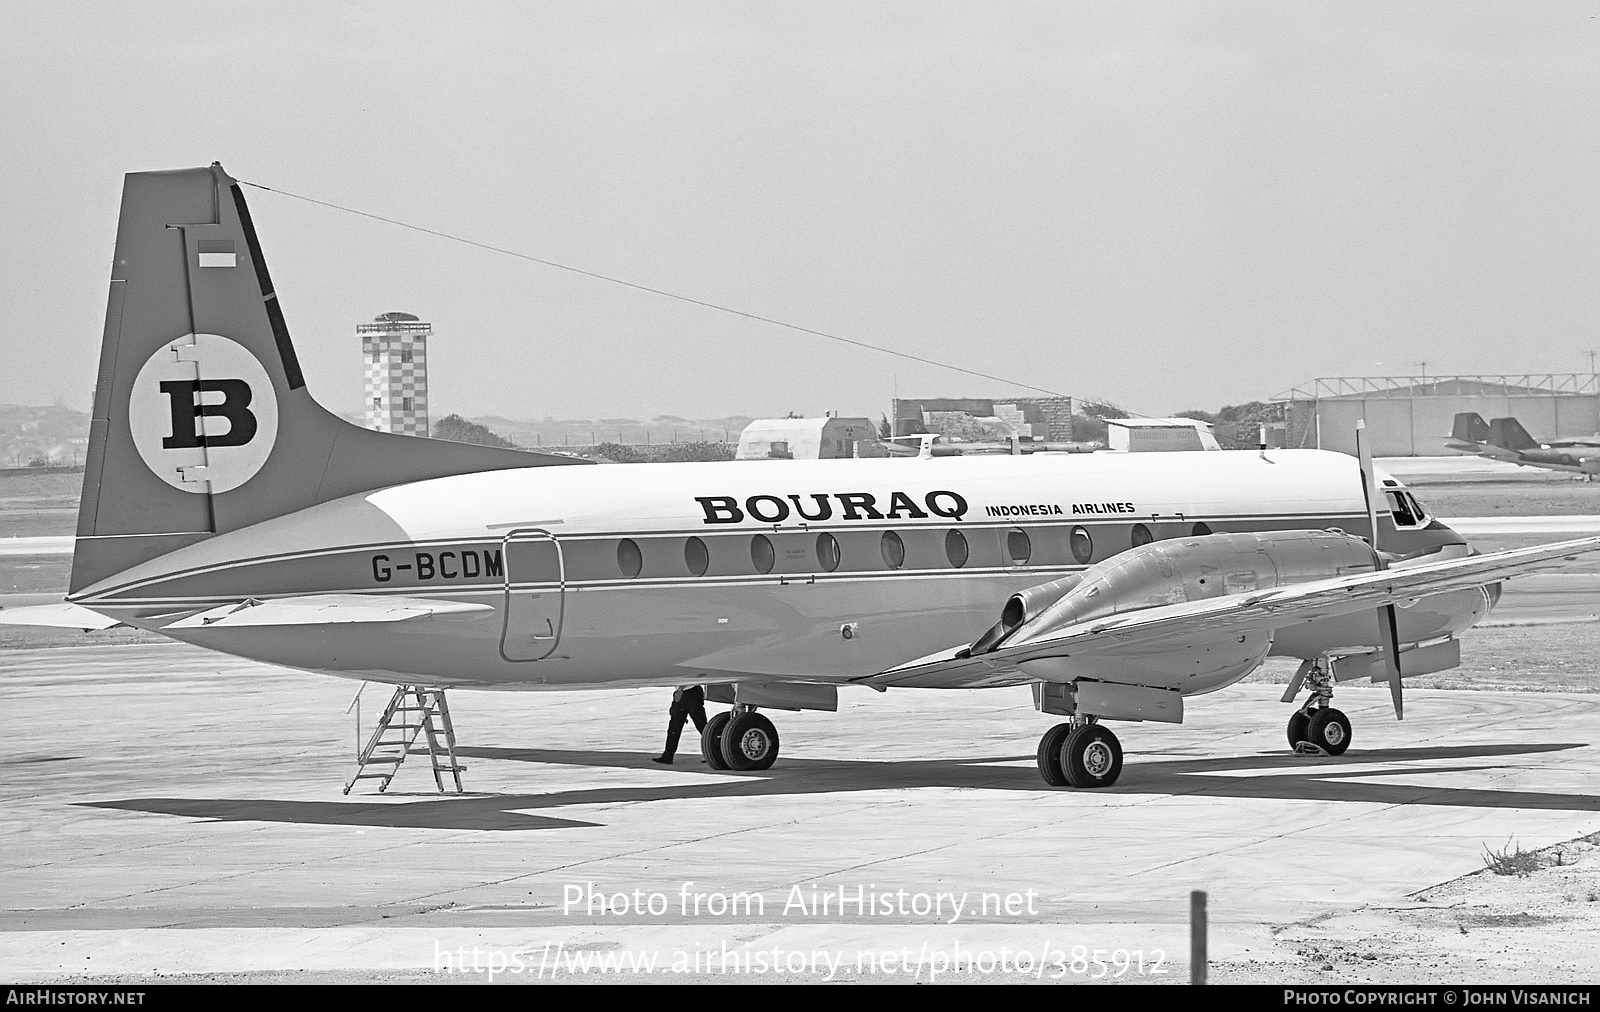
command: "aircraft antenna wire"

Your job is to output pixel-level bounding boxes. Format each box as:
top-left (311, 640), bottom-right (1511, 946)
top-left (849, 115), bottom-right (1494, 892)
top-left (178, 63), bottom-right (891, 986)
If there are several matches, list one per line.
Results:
top-left (238, 178), bottom-right (1130, 408)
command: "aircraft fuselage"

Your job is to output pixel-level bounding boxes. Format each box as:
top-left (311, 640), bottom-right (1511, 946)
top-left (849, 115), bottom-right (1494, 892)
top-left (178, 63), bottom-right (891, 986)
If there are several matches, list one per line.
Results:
top-left (70, 448), bottom-right (1481, 694)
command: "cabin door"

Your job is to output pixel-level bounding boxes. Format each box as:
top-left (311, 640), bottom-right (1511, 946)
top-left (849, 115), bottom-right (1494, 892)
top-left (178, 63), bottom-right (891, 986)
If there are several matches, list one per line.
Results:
top-left (498, 528), bottom-right (565, 662)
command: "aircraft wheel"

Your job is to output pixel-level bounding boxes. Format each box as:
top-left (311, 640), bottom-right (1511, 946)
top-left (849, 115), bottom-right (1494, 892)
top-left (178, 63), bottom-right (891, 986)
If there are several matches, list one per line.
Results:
top-left (1306, 708), bottom-right (1352, 756)
top-left (1036, 723), bottom-right (1073, 787)
top-left (1059, 724), bottom-right (1123, 788)
top-left (1287, 710), bottom-right (1312, 749)
top-left (721, 712), bottom-right (780, 771)
top-left (701, 711), bottom-right (732, 770)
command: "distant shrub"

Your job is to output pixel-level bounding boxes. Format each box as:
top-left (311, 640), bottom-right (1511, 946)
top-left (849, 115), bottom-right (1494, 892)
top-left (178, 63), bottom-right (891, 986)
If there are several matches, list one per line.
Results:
top-left (433, 414), bottom-right (515, 448)
top-left (591, 441), bottom-right (733, 463)
top-left (654, 442), bottom-right (735, 463)
top-left (592, 441), bottom-right (647, 463)
top-left (1482, 838), bottom-right (1543, 877)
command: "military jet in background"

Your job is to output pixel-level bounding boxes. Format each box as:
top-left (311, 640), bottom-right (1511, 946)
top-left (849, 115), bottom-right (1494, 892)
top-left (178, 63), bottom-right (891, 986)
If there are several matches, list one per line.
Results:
top-left (1445, 412), bottom-right (1600, 479)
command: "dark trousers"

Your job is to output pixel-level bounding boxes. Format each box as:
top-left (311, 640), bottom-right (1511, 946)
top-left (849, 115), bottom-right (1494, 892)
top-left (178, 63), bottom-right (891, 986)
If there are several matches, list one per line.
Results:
top-left (662, 692), bottom-right (708, 759)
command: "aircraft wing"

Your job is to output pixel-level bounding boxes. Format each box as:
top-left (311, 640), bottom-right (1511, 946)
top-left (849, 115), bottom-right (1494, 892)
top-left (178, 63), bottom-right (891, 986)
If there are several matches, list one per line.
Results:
top-left (163, 594), bottom-right (494, 629)
top-left (857, 534), bottom-right (1600, 689)
top-left (0, 601), bottom-right (124, 631)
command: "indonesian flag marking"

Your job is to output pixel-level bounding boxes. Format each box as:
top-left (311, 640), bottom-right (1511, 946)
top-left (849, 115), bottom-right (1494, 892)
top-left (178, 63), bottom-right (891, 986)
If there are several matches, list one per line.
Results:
top-left (198, 239), bottom-right (236, 268)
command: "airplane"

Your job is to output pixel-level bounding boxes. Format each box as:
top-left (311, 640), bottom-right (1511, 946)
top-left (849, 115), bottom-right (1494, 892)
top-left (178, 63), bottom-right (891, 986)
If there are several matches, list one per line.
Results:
top-left (5, 162), bottom-right (1600, 792)
top-left (1446, 411), bottom-right (1600, 479)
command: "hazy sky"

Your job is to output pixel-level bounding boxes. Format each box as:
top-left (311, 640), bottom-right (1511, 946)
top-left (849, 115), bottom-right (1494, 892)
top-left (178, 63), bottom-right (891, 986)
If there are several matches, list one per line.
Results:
top-left (3, 2), bottom-right (1598, 421)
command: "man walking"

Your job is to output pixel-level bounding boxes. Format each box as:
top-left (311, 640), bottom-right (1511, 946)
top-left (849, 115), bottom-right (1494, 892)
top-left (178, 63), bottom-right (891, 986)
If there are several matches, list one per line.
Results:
top-left (652, 685), bottom-right (707, 764)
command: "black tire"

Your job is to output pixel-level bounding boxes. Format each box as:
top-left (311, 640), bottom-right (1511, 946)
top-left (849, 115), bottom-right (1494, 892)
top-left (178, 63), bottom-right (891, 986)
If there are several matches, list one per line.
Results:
top-left (1036, 723), bottom-right (1073, 787)
top-left (1287, 710), bottom-right (1312, 749)
top-left (1059, 724), bottom-right (1123, 788)
top-left (700, 711), bottom-right (732, 770)
top-left (1307, 708), bottom-right (1352, 756)
top-left (721, 712), bottom-right (780, 771)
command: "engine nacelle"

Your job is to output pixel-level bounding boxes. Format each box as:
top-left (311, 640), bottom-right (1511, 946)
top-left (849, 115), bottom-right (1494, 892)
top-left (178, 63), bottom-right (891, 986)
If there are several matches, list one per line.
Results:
top-left (972, 529), bottom-right (1378, 657)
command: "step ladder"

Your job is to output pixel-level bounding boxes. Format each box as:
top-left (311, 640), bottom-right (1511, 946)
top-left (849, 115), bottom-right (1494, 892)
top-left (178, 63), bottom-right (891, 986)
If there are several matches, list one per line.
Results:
top-left (343, 685), bottom-right (465, 794)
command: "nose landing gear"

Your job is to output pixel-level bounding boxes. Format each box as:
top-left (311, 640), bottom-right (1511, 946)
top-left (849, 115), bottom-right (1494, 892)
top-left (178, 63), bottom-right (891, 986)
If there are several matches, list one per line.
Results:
top-left (1287, 660), bottom-right (1352, 756)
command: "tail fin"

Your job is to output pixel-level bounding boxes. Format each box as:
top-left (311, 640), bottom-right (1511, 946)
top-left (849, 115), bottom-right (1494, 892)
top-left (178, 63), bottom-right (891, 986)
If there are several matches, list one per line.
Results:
top-left (1487, 417), bottom-right (1540, 452)
top-left (73, 163), bottom-right (584, 593)
top-left (1449, 412), bottom-right (1490, 444)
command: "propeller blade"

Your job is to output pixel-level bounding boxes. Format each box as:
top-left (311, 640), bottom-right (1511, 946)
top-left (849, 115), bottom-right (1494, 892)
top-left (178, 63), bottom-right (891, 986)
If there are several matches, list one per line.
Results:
top-left (1356, 420), bottom-right (1382, 554)
top-left (1380, 603), bottom-right (1404, 720)
top-left (1358, 421), bottom-right (1402, 719)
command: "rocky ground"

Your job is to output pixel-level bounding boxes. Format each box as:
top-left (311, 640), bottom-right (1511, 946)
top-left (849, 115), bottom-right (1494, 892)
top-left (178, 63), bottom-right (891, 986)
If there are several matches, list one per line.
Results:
top-left (1211, 832), bottom-right (1600, 984)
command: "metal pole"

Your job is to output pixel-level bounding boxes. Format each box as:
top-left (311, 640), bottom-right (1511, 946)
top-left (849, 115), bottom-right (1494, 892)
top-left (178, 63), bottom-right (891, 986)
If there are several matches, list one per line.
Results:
top-left (1190, 890), bottom-right (1207, 985)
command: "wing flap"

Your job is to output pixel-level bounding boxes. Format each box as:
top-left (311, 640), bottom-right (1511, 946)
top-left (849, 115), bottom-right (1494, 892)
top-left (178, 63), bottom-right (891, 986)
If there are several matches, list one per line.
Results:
top-left (165, 594), bottom-right (493, 629)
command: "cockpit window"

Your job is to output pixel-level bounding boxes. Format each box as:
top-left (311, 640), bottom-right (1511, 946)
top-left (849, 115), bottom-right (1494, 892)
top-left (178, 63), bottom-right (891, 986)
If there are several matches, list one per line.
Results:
top-left (1384, 489), bottom-right (1428, 529)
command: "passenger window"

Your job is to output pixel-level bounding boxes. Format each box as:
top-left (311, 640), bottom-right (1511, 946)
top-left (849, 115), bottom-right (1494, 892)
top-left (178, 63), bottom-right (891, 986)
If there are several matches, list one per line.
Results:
top-left (1007, 528), bottom-right (1031, 565)
top-left (1070, 526), bottom-right (1093, 564)
top-left (880, 530), bottom-right (906, 569)
top-left (685, 537), bottom-right (709, 577)
top-left (1191, 522), bottom-right (1212, 537)
top-left (1131, 524), bottom-right (1153, 548)
top-left (816, 533), bottom-right (841, 572)
top-left (617, 538), bottom-right (643, 579)
top-left (751, 534), bottom-right (775, 574)
top-left (945, 529), bottom-right (969, 568)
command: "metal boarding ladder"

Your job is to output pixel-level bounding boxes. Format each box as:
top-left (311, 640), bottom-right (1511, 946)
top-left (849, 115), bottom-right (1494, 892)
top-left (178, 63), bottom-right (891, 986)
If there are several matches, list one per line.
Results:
top-left (343, 685), bottom-right (465, 794)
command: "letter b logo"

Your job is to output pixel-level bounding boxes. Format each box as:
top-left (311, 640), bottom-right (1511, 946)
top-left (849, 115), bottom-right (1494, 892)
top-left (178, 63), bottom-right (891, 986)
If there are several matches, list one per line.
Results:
top-left (159, 379), bottom-right (258, 449)
top-left (129, 334), bottom-right (279, 493)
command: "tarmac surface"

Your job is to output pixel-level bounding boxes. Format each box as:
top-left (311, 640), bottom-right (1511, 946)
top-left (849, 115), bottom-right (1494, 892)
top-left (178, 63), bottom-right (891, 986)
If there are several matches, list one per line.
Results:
top-left (3, 636), bottom-right (1600, 983)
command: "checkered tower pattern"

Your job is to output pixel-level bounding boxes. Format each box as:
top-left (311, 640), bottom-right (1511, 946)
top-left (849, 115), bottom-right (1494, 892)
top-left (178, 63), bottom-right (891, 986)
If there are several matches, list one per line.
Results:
top-left (359, 315), bottom-right (431, 435)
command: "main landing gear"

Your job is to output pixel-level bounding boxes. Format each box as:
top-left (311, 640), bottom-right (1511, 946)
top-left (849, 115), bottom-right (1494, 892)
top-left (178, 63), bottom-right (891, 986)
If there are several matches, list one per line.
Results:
top-left (701, 704), bottom-right (780, 771)
top-left (1287, 660), bottom-right (1352, 756)
top-left (1037, 717), bottom-right (1123, 788)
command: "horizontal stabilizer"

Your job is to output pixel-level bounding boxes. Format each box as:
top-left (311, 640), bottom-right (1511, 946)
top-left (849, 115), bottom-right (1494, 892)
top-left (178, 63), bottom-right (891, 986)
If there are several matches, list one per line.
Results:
top-left (165, 594), bottom-right (493, 629)
top-left (1475, 443), bottom-right (1521, 462)
top-left (0, 537), bottom-right (74, 557)
top-left (0, 602), bottom-right (123, 631)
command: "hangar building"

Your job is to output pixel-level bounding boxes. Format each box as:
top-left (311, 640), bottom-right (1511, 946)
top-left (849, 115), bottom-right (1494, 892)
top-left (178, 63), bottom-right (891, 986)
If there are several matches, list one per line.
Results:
top-left (1276, 374), bottom-right (1600, 456)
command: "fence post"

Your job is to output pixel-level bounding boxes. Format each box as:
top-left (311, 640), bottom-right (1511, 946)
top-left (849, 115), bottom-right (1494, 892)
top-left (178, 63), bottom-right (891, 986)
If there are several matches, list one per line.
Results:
top-left (1190, 890), bottom-right (1207, 985)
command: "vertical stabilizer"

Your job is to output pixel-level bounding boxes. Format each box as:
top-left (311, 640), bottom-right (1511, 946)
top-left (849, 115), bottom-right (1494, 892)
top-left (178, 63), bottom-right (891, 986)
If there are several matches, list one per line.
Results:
top-left (72, 164), bottom-right (586, 593)
top-left (1449, 412), bottom-right (1490, 445)
top-left (1486, 417), bottom-right (1539, 452)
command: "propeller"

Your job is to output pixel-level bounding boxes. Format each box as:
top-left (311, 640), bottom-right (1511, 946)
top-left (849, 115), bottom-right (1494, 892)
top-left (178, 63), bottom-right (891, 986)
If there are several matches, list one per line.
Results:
top-left (1356, 420), bottom-right (1405, 720)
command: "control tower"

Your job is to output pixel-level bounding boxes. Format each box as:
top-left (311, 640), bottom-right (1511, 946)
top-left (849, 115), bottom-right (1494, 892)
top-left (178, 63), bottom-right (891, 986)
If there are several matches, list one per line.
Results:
top-left (359, 312), bottom-right (431, 435)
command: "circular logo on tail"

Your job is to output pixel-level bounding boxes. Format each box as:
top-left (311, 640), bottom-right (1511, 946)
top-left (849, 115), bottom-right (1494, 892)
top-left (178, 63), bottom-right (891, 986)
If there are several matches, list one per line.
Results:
top-left (127, 334), bottom-right (279, 494)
